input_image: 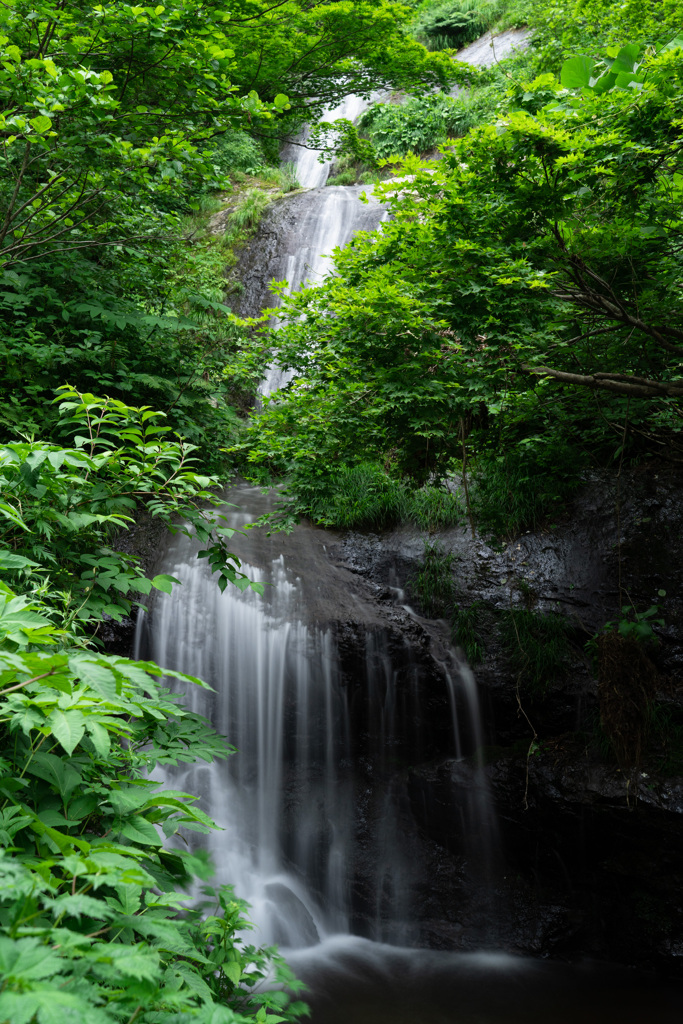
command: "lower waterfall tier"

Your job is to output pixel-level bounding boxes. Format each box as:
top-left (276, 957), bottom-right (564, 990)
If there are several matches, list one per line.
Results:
top-left (136, 484), bottom-right (494, 950)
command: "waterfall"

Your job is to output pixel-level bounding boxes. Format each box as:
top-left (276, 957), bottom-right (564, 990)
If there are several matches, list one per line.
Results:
top-left (259, 183), bottom-right (386, 396)
top-left (138, 51), bottom-right (503, 955)
top-left (280, 94), bottom-right (374, 189)
top-left (133, 30), bottom-right (683, 1021)
top-left (137, 484), bottom-right (493, 950)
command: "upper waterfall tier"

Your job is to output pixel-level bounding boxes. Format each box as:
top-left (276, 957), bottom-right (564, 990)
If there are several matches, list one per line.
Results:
top-left (235, 183), bottom-right (386, 394)
top-left (280, 94), bottom-right (373, 189)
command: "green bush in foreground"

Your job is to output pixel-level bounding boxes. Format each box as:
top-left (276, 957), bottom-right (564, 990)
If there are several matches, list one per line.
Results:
top-left (0, 392), bottom-right (306, 1023)
top-left (0, 595), bottom-right (306, 1023)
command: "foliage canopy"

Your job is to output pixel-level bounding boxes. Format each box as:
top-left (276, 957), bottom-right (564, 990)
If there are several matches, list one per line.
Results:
top-left (239, 24), bottom-right (683, 532)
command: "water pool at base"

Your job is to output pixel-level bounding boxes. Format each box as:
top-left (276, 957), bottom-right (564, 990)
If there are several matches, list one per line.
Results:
top-left (287, 939), bottom-right (682, 1024)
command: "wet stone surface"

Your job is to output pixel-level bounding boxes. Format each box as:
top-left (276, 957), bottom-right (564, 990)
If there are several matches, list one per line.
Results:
top-left (107, 467), bottom-right (683, 971)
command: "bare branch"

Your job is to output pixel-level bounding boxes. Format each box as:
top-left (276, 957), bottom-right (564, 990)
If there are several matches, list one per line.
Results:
top-left (523, 365), bottom-right (683, 398)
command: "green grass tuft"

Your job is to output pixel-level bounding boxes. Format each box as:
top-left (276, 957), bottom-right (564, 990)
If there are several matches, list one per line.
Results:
top-left (410, 540), bottom-right (459, 618)
top-left (471, 441), bottom-right (584, 540)
top-left (453, 600), bottom-right (485, 664)
top-left (305, 462), bottom-right (464, 532)
top-left (500, 608), bottom-right (569, 696)
top-left (229, 189), bottom-right (272, 230)
top-left (258, 162), bottom-right (301, 192)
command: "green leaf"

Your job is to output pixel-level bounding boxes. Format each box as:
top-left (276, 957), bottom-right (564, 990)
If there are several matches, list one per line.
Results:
top-left (108, 785), bottom-right (152, 815)
top-left (151, 573), bottom-right (181, 594)
top-left (560, 54), bottom-right (594, 89)
top-left (86, 719), bottom-right (111, 757)
top-left (0, 936), bottom-right (62, 981)
top-left (0, 989), bottom-right (112, 1024)
top-left (91, 942), bottom-right (161, 981)
top-left (118, 815), bottom-right (162, 846)
top-left (48, 708), bottom-right (86, 755)
top-left (223, 960), bottom-right (242, 985)
top-left (29, 114), bottom-right (52, 134)
top-left (29, 752), bottom-right (82, 801)
top-left (46, 892), bottom-right (116, 922)
top-left (611, 43), bottom-right (640, 74)
top-left (0, 550), bottom-right (39, 570)
top-left (69, 657), bottom-right (118, 697)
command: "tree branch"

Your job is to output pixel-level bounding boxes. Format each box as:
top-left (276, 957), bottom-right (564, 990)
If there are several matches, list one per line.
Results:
top-left (523, 365), bottom-right (683, 398)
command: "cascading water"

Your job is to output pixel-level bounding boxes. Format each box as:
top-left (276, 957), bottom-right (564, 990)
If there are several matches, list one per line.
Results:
top-left (259, 182), bottom-right (386, 395)
top-left (137, 500), bottom-right (351, 947)
top-left (138, 38), bottom-right (503, 955)
top-left (136, 486), bottom-right (488, 950)
top-left (280, 93), bottom-right (376, 189)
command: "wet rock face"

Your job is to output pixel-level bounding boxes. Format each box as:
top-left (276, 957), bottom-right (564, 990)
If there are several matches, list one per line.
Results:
top-left (104, 468), bottom-right (683, 970)
top-left (230, 185), bottom-right (386, 322)
top-left (328, 464), bottom-right (683, 971)
top-left (404, 746), bottom-right (683, 965)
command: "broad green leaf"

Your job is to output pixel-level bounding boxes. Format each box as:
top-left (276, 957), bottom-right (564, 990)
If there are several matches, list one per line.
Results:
top-left (91, 942), bottom-right (161, 981)
top-left (108, 785), bottom-right (152, 815)
top-left (30, 752), bottom-right (82, 801)
top-left (109, 883), bottom-right (142, 915)
top-left (48, 708), bottom-right (86, 755)
top-left (69, 657), bottom-right (118, 697)
top-left (224, 960), bottom-right (242, 985)
top-left (0, 550), bottom-right (39, 570)
top-left (86, 719), bottom-right (111, 757)
top-left (29, 818), bottom-right (89, 854)
top-left (118, 815), bottom-right (162, 846)
top-left (29, 114), bottom-right (52, 133)
top-left (46, 892), bottom-right (116, 921)
top-left (560, 54), bottom-right (594, 89)
top-left (0, 989), bottom-right (111, 1024)
top-left (611, 43), bottom-right (640, 74)
top-left (0, 936), bottom-right (62, 981)
top-left (151, 573), bottom-right (181, 594)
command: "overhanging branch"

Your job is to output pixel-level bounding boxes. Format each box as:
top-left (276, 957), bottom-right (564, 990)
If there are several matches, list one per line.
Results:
top-left (523, 365), bottom-right (683, 398)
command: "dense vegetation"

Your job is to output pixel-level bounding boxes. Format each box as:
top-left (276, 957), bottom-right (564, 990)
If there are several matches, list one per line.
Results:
top-left (3, 0), bottom-right (683, 1017)
top-left (0, 0), bottom-right (456, 457)
top-left (0, 389), bottom-right (312, 1021)
top-left (239, 0), bottom-right (683, 538)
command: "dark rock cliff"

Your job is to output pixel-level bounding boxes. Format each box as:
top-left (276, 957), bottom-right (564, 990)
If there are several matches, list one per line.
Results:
top-left (326, 462), bottom-right (683, 971)
top-left (105, 464), bottom-right (683, 972)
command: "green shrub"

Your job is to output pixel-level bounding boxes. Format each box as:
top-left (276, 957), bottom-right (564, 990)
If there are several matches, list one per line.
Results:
top-left (471, 438), bottom-right (584, 540)
top-left (0, 392), bottom-right (305, 1024)
top-left (358, 88), bottom-right (500, 158)
top-left (410, 483), bottom-right (465, 531)
top-left (303, 462), bottom-right (464, 531)
top-left (327, 169), bottom-right (359, 186)
top-left (0, 388), bottom-right (261, 634)
top-left (410, 0), bottom-right (506, 52)
top-left (0, 591), bottom-right (306, 1023)
top-left (211, 131), bottom-right (265, 175)
top-left (408, 543), bottom-right (485, 662)
top-left (500, 608), bottom-right (569, 696)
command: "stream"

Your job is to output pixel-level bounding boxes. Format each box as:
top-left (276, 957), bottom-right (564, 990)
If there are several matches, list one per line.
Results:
top-left (136, 30), bottom-right (683, 1023)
